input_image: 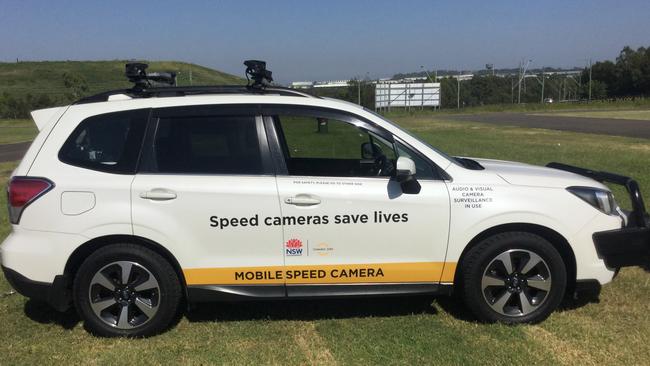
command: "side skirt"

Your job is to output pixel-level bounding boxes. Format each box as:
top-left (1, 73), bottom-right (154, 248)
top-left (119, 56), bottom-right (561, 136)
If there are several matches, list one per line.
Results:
top-left (186, 283), bottom-right (451, 303)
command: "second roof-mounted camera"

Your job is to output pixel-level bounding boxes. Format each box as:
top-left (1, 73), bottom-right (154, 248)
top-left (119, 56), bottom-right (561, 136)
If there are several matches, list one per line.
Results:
top-left (244, 60), bottom-right (273, 89)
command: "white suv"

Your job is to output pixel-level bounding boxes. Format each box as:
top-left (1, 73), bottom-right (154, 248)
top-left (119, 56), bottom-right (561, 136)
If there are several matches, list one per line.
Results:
top-left (2, 62), bottom-right (648, 337)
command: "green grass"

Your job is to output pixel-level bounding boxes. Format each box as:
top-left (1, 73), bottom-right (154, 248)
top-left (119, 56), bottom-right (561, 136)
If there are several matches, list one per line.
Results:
top-left (2, 116), bottom-right (650, 364)
top-left (535, 109), bottom-right (650, 121)
top-left (0, 119), bottom-right (37, 144)
top-left (0, 60), bottom-right (244, 97)
top-left (281, 116), bottom-right (373, 158)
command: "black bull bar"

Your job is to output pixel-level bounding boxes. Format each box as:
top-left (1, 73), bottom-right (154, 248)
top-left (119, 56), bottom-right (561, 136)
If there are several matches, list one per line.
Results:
top-left (547, 162), bottom-right (650, 269)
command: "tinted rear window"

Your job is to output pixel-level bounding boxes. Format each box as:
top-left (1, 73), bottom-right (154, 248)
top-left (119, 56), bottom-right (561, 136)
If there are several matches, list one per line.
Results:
top-left (59, 109), bottom-right (148, 174)
top-left (151, 115), bottom-right (263, 175)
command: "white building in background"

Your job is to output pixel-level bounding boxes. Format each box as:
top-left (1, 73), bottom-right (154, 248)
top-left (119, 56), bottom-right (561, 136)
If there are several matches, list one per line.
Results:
top-left (290, 81), bottom-right (314, 89)
top-left (290, 80), bottom-right (352, 89)
top-left (448, 74), bottom-right (475, 81)
top-left (313, 80), bottom-right (350, 88)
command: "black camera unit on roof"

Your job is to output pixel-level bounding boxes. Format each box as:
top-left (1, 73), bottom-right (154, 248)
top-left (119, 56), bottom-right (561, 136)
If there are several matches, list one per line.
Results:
top-left (244, 60), bottom-right (273, 89)
top-left (125, 62), bottom-right (177, 91)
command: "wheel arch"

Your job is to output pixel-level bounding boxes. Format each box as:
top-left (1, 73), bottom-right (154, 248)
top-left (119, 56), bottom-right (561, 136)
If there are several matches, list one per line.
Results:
top-left (64, 234), bottom-right (188, 298)
top-left (454, 223), bottom-right (577, 292)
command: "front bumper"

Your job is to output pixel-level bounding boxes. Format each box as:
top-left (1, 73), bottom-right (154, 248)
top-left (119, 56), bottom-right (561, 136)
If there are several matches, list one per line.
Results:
top-left (548, 162), bottom-right (650, 270)
top-left (593, 227), bottom-right (650, 268)
top-left (1, 265), bottom-right (71, 311)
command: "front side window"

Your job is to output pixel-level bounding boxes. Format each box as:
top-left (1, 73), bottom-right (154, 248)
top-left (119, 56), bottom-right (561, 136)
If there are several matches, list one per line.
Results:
top-left (274, 114), bottom-right (395, 177)
top-left (59, 109), bottom-right (148, 174)
top-left (151, 115), bottom-right (263, 175)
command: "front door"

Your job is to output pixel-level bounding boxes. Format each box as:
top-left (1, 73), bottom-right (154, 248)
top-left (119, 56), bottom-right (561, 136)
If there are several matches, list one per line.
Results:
top-left (265, 107), bottom-right (452, 296)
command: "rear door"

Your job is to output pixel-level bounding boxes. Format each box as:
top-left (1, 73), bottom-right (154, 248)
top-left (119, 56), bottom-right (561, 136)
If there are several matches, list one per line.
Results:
top-left (264, 106), bottom-right (452, 296)
top-left (131, 105), bottom-right (285, 297)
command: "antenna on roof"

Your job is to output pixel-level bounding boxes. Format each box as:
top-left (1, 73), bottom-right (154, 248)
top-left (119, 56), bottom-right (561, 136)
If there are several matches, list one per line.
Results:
top-left (244, 60), bottom-right (273, 89)
top-left (125, 63), bottom-right (177, 92)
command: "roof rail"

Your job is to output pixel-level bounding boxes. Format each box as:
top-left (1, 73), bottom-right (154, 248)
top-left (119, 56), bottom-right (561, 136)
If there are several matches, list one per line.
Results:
top-left (74, 85), bottom-right (317, 104)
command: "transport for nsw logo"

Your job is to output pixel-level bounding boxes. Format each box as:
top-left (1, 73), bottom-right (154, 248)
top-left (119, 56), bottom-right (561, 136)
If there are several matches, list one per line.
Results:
top-left (285, 238), bottom-right (304, 256)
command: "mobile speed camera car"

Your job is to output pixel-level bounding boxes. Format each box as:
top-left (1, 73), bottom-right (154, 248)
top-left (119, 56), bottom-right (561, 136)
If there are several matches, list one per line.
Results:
top-left (3, 61), bottom-right (649, 337)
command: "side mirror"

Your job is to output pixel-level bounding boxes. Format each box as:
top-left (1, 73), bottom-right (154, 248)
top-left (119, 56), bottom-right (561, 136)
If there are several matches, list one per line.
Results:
top-left (395, 156), bottom-right (420, 194)
top-left (396, 156), bottom-right (416, 178)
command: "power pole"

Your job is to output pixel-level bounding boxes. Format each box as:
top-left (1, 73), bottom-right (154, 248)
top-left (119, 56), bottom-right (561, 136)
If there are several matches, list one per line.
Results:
top-left (517, 59), bottom-right (532, 104)
top-left (457, 72), bottom-right (461, 109)
top-left (541, 69), bottom-right (545, 104)
top-left (421, 65), bottom-right (433, 83)
top-left (517, 60), bottom-right (522, 104)
top-left (358, 79), bottom-right (361, 105)
top-left (589, 59), bottom-right (591, 103)
top-left (189, 67), bottom-right (193, 86)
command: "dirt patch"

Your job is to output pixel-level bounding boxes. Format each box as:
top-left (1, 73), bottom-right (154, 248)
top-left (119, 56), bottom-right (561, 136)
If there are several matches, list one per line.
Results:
top-left (293, 322), bottom-right (338, 365)
top-left (525, 326), bottom-right (597, 366)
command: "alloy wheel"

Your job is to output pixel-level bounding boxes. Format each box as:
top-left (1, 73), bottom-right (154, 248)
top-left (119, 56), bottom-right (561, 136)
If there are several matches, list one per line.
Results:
top-left (481, 249), bottom-right (552, 317)
top-left (88, 261), bottom-right (160, 329)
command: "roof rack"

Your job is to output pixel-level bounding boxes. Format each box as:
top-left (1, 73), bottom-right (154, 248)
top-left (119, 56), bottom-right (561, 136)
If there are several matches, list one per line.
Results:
top-left (74, 85), bottom-right (316, 104)
top-left (74, 60), bottom-right (317, 105)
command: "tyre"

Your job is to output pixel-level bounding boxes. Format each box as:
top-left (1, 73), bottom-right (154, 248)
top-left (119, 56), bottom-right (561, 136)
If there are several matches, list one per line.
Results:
top-left (73, 243), bottom-right (182, 337)
top-left (461, 232), bottom-right (567, 324)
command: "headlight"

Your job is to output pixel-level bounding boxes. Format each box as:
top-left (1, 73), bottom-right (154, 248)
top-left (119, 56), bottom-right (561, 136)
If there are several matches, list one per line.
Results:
top-left (567, 186), bottom-right (618, 215)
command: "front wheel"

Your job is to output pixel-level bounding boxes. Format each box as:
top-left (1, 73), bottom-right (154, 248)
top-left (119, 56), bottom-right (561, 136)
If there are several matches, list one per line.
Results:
top-left (73, 243), bottom-right (182, 337)
top-left (461, 232), bottom-right (567, 324)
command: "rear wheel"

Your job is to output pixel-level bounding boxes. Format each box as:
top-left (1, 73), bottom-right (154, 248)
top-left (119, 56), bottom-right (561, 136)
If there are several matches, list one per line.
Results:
top-left (73, 244), bottom-right (181, 337)
top-left (461, 232), bottom-right (566, 324)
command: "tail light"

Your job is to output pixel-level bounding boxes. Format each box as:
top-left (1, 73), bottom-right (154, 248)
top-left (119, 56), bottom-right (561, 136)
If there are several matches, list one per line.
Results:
top-left (7, 177), bottom-right (54, 224)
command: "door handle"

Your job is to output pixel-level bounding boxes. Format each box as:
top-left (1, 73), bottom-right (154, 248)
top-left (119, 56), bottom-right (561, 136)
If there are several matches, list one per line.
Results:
top-left (284, 195), bottom-right (321, 206)
top-left (140, 189), bottom-right (177, 201)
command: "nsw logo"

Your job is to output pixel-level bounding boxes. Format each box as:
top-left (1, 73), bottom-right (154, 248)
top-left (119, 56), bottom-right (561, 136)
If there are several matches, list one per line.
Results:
top-left (285, 238), bottom-right (304, 256)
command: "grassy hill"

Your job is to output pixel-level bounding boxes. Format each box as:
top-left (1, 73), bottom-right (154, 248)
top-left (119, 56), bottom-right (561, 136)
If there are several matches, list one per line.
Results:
top-left (0, 60), bottom-right (245, 97)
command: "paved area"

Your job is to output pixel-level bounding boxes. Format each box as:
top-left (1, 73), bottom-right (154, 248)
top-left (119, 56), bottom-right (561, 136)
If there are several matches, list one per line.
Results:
top-left (0, 142), bottom-right (31, 163)
top-left (447, 112), bottom-right (650, 139)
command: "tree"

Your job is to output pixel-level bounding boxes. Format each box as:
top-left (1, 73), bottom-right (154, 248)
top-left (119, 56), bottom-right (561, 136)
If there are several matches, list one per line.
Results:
top-left (587, 45), bottom-right (650, 97)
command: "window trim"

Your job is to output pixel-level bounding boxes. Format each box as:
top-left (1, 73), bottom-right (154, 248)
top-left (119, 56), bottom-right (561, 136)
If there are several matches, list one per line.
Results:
top-left (262, 105), bottom-right (447, 180)
top-left (138, 104), bottom-right (274, 176)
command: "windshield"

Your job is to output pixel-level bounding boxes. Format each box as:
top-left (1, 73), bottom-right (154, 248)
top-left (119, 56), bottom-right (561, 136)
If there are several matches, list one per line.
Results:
top-left (363, 108), bottom-right (461, 167)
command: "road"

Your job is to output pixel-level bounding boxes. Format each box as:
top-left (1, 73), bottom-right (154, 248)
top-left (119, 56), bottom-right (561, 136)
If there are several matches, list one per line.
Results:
top-left (0, 142), bottom-right (31, 163)
top-left (446, 112), bottom-right (650, 139)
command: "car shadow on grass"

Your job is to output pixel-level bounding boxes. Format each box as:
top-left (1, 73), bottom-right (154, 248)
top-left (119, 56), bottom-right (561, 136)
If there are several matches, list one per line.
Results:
top-left (20, 289), bottom-right (603, 331)
top-left (23, 299), bottom-right (80, 330)
top-left (20, 296), bottom-right (443, 331)
top-left (185, 295), bottom-right (442, 323)
top-left (433, 295), bottom-right (478, 322)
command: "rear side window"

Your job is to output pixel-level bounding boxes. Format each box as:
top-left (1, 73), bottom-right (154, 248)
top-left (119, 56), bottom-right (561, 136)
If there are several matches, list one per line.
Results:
top-left (151, 115), bottom-right (263, 175)
top-left (59, 109), bottom-right (148, 174)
